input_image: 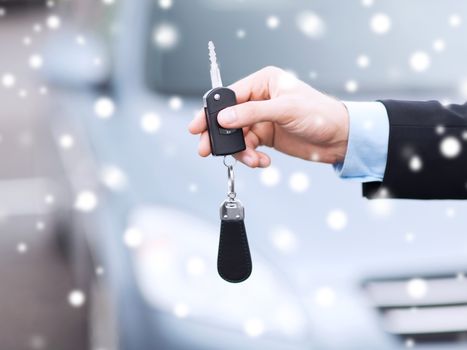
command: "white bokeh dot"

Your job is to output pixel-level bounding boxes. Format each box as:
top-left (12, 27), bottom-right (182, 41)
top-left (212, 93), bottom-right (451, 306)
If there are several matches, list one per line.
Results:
top-left (314, 287), bottom-right (336, 307)
top-left (433, 39), bottom-right (445, 52)
top-left (409, 51), bottom-right (430, 72)
top-left (409, 155), bottom-right (422, 172)
top-left (159, 0), bottom-right (173, 9)
top-left (407, 278), bottom-right (427, 299)
top-left (29, 54), bottom-right (43, 69)
top-left (236, 29), bottom-right (246, 39)
top-left (46, 15), bottom-right (61, 29)
top-left (123, 227), bottom-right (143, 248)
top-left (100, 165), bottom-right (127, 191)
top-left (173, 303), bottom-right (190, 318)
top-left (361, 0), bottom-right (374, 7)
top-left (59, 134), bottom-right (74, 149)
top-left (345, 80), bottom-right (359, 93)
top-left (141, 112), bottom-right (161, 133)
top-left (186, 256), bottom-right (206, 276)
top-left (296, 11), bottom-right (325, 38)
top-left (449, 14), bottom-right (461, 28)
top-left (94, 97), bottom-right (115, 119)
top-left (243, 318), bottom-right (265, 337)
top-left (435, 125), bottom-right (445, 135)
top-left (169, 96), bottom-right (183, 110)
top-left (266, 15), bottom-right (280, 29)
top-left (356, 55), bottom-right (370, 68)
top-left (2, 73), bottom-right (15, 88)
top-left (74, 191), bottom-right (98, 212)
top-left (288, 172), bottom-right (309, 192)
top-left (17, 242), bottom-right (28, 254)
top-left (68, 290), bottom-right (86, 307)
top-left (326, 209), bottom-right (348, 231)
top-left (370, 13), bottom-right (391, 34)
top-left (153, 23), bottom-right (178, 49)
top-left (440, 136), bottom-right (461, 158)
top-left (270, 227), bottom-right (297, 253)
top-left (260, 166), bottom-right (281, 187)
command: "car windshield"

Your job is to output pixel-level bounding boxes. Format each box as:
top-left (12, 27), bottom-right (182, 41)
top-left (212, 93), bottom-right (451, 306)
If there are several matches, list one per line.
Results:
top-left (145, 0), bottom-right (467, 97)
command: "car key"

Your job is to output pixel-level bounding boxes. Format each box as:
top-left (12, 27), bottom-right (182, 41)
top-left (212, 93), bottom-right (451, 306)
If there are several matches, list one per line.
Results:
top-left (203, 41), bottom-right (246, 156)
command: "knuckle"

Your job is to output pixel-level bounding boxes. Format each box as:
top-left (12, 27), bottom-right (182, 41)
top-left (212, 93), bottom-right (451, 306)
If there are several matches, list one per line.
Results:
top-left (262, 65), bottom-right (282, 76)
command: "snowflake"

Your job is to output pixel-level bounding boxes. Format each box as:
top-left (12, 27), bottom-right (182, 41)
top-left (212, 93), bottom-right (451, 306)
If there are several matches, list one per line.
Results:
top-left (270, 227), bottom-right (297, 253)
top-left (76, 35), bottom-right (86, 45)
top-left (288, 172), bottom-right (309, 192)
top-left (236, 29), bottom-right (246, 39)
top-left (370, 13), bottom-right (391, 34)
top-left (46, 15), bottom-right (61, 30)
top-left (405, 338), bottom-right (415, 348)
top-left (408, 155), bottom-right (422, 172)
top-left (58, 134), bottom-right (74, 149)
top-left (100, 165), bottom-right (127, 191)
top-left (159, 0), bottom-right (173, 10)
top-left (95, 266), bottom-right (105, 275)
top-left (123, 227), bottom-right (143, 248)
top-left (44, 194), bottom-right (55, 205)
top-left (188, 182), bottom-right (198, 193)
top-left (185, 256), bottom-right (206, 276)
top-left (23, 36), bottom-right (32, 46)
top-left (314, 287), bottom-right (336, 307)
top-left (266, 15), bottom-right (280, 29)
top-left (409, 51), bottom-right (430, 72)
top-left (1, 73), bottom-right (15, 88)
top-left (102, 0), bottom-right (115, 4)
top-left (440, 136), bottom-right (461, 158)
top-left (0, 7), bottom-right (5, 16)
top-left (326, 209), bottom-right (348, 230)
top-left (260, 166), bottom-right (280, 187)
top-left (406, 278), bottom-right (427, 299)
top-left (243, 318), bottom-right (265, 337)
top-left (433, 39), bottom-right (445, 52)
top-left (17, 242), bottom-right (28, 254)
top-left (94, 97), bottom-right (115, 119)
top-left (405, 232), bottom-right (415, 243)
top-left (36, 221), bottom-right (45, 231)
top-left (449, 14), bottom-right (461, 28)
top-left (296, 11), bottom-right (325, 38)
top-left (153, 23), bottom-right (178, 49)
top-left (68, 290), bottom-right (86, 307)
top-left (345, 80), bottom-right (359, 93)
top-left (74, 191), bottom-right (98, 212)
top-left (169, 95), bottom-right (183, 110)
top-left (141, 112), bottom-right (161, 133)
top-left (361, 0), bottom-right (374, 7)
top-left (29, 54), bottom-right (43, 69)
top-left (173, 303), bottom-right (190, 318)
top-left (435, 125), bottom-right (445, 135)
top-left (356, 54), bottom-right (370, 68)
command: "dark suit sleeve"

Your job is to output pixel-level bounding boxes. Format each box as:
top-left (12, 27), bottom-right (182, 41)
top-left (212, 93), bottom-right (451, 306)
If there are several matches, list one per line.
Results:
top-left (363, 100), bottom-right (467, 199)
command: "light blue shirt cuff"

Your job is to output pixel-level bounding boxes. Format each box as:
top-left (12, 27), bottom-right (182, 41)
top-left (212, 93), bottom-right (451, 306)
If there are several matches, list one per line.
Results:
top-left (333, 101), bottom-right (389, 182)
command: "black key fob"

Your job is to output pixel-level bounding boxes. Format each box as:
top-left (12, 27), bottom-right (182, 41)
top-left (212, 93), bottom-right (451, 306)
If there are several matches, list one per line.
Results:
top-left (203, 87), bottom-right (246, 156)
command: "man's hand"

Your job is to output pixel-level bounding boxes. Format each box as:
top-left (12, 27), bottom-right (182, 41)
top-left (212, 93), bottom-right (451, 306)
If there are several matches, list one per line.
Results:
top-left (188, 66), bottom-right (349, 168)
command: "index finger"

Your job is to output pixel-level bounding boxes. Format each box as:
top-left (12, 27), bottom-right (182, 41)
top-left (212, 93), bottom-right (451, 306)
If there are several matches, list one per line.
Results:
top-left (228, 66), bottom-right (281, 103)
top-left (188, 109), bottom-right (207, 135)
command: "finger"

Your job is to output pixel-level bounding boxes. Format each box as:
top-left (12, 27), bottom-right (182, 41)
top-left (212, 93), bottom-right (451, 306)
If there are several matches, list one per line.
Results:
top-left (198, 131), bottom-right (211, 157)
top-left (234, 148), bottom-right (260, 168)
top-left (217, 98), bottom-right (291, 129)
top-left (228, 66), bottom-right (282, 103)
top-left (189, 109), bottom-right (207, 134)
top-left (256, 150), bottom-right (271, 168)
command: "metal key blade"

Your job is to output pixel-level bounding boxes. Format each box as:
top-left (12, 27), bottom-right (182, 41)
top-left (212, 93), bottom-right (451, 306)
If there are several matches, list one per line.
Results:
top-left (208, 41), bottom-right (223, 88)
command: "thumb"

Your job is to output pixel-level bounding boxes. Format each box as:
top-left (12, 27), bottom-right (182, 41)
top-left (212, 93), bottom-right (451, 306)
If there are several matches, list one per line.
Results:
top-left (217, 99), bottom-right (289, 129)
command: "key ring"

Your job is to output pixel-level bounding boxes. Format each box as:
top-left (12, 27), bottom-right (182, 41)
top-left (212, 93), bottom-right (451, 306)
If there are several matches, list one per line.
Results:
top-left (223, 155), bottom-right (237, 168)
top-left (227, 164), bottom-right (236, 200)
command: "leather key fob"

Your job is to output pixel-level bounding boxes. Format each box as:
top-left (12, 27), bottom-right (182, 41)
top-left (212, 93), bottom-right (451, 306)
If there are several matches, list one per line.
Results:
top-left (217, 200), bottom-right (252, 283)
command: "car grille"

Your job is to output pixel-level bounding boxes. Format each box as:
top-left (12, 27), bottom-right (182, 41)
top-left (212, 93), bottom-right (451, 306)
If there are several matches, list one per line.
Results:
top-left (364, 273), bottom-right (467, 346)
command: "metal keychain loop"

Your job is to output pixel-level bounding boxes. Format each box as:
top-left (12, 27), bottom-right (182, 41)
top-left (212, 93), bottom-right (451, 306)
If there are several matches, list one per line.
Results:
top-left (223, 155), bottom-right (237, 168)
top-left (227, 165), bottom-right (236, 200)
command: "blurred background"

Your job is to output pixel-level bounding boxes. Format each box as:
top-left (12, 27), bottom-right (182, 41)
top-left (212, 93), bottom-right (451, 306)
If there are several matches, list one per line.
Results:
top-left (2, 0), bottom-right (467, 349)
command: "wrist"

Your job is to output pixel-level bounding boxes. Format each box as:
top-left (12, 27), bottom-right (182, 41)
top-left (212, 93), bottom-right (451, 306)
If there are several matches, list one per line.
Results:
top-left (332, 100), bottom-right (349, 163)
